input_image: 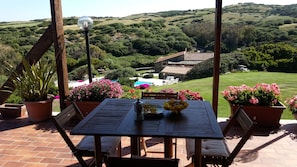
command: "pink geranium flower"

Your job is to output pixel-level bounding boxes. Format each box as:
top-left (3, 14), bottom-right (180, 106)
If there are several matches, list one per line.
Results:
top-left (222, 83), bottom-right (280, 106)
top-left (67, 79), bottom-right (123, 102)
top-left (285, 95), bottom-right (297, 114)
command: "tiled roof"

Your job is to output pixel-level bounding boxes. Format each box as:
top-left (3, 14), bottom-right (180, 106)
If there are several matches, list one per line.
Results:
top-left (155, 51), bottom-right (214, 63)
top-left (168, 60), bottom-right (202, 65)
top-left (160, 65), bottom-right (193, 75)
top-left (155, 51), bottom-right (185, 63)
top-left (184, 52), bottom-right (214, 61)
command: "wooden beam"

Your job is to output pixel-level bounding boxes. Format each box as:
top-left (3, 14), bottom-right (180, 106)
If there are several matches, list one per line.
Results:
top-left (50, 0), bottom-right (69, 109)
top-left (212, 0), bottom-right (222, 117)
top-left (0, 26), bottom-right (53, 104)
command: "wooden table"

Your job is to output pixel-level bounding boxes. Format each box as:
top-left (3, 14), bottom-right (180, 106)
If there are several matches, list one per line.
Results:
top-left (71, 98), bottom-right (223, 167)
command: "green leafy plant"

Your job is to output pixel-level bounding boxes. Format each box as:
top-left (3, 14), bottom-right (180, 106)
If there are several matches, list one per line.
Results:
top-left (7, 58), bottom-right (56, 102)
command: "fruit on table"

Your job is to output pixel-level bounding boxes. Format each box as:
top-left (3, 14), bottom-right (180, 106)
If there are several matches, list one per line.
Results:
top-left (163, 100), bottom-right (188, 113)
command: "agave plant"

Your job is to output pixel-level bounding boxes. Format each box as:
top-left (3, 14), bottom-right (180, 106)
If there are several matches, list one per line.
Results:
top-left (8, 58), bottom-right (56, 102)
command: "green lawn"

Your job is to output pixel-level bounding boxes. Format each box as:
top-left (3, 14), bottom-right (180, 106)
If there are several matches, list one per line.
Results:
top-left (53, 99), bottom-right (61, 112)
top-left (150, 72), bottom-right (297, 119)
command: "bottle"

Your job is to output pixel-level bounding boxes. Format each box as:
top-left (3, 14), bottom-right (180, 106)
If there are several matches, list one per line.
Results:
top-left (134, 99), bottom-right (143, 121)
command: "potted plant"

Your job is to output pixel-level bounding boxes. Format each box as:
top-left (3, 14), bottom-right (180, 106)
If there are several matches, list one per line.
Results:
top-left (66, 79), bottom-right (123, 116)
top-left (222, 83), bottom-right (286, 127)
top-left (285, 95), bottom-right (297, 119)
top-left (7, 58), bottom-right (56, 122)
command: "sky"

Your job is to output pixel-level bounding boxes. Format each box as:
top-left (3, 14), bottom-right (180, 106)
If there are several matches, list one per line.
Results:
top-left (0, 0), bottom-right (296, 22)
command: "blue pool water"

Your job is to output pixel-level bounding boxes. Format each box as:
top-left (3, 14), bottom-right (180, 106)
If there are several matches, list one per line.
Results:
top-left (134, 81), bottom-right (152, 87)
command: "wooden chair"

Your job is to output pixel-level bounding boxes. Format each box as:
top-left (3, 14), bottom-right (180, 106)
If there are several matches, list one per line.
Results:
top-left (141, 92), bottom-right (178, 100)
top-left (141, 92), bottom-right (179, 156)
top-left (186, 107), bottom-right (256, 167)
top-left (106, 156), bottom-right (179, 167)
top-left (52, 102), bottom-right (122, 167)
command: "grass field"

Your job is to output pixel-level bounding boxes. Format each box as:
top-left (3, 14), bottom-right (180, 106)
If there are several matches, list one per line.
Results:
top-left (54, 72), bottom-right (297, 119)
top-left (0, 21), bottom-right (42, 28)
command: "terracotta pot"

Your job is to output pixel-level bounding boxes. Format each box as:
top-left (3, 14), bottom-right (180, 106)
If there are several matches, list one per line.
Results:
top-left (24, 99), bottom-right (53, 122)
top-left (229, 101), bottom-right (286, 128)
top-left (65, 101), bottom-right (100, 116)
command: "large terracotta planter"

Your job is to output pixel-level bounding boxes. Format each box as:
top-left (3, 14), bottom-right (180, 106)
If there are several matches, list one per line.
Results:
top-left (24, 99), bottom-right (53, 122)
top-left (65, 101), bottom-right (100, 116)
top-left (229, 101), bottom-right (286, 128)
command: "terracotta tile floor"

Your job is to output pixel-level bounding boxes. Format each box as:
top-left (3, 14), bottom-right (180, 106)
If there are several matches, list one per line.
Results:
top-left (1, 114), bottom-right (297, 167)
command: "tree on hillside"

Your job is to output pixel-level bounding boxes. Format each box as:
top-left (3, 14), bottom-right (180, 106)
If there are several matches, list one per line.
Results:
top-left (243, 43), bottom-right (297, 72)
top-left (239, 25), bottom-right (256, 47)
top-left (66, 44), bottom-right (86, 59)
top-left (90, 45), bottom-right (107, 60)
top-left (182, 22), bottom-right (215, 49)
top-left (68, 65), bottom-right (98, 80)
top-left (0, 44), bottom-right (22, 75)
top-left (105, 67), bottom-right (138, 81)
top-left (222, 25), bottom-right (241, 53)
top-left (132, 38), bottom-right (171, 55)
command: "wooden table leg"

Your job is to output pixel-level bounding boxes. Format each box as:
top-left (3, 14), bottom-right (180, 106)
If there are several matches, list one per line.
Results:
top-left (164, 137), bottom-right (173, 158)
top-left (130, 136), bottom-right (141, 156)
top-left (94, 136), bottom-right (102, 167)
top-left (194, 139), bottom-right (202, 167)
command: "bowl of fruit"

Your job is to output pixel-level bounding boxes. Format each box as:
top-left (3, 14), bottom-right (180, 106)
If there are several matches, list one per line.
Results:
top-left (163, 100), bottom-right (188, 115)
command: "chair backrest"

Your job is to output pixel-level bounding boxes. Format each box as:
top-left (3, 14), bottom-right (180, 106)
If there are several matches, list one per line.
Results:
top-left (141, 92), bottom-right (178, 100)
top-left (141, 92), bottom-right (179, 158)
top-left (223, 107), bottom-right (256, 162)
top-left (106, 156), bottom-right (179, 167)
top-left (52, 102), bottom-right (84, 154)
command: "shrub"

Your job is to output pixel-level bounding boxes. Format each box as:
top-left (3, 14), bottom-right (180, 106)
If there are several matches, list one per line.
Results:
top-left (67, 79), bottom-right (123, 102)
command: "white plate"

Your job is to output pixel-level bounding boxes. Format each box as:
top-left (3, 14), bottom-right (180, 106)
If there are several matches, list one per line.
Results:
top-left (143, 107), bottom-right (163, 114)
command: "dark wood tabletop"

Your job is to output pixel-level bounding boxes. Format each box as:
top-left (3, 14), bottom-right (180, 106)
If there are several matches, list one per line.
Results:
top-left (71, 98), bottom-right (223, 167)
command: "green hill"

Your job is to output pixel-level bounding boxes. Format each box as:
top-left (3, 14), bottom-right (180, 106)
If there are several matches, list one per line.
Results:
top-left (1, 3), bottom-right (297, 74)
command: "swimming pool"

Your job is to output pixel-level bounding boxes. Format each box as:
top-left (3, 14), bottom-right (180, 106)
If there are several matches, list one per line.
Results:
top-left (134, 81), bottom-right (152, 87)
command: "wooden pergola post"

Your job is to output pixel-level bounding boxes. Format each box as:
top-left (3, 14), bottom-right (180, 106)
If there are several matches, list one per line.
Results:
top-left (50, 0), bottom-right (69, 109)
top-left (212, 0), bottom-right (222, 117)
